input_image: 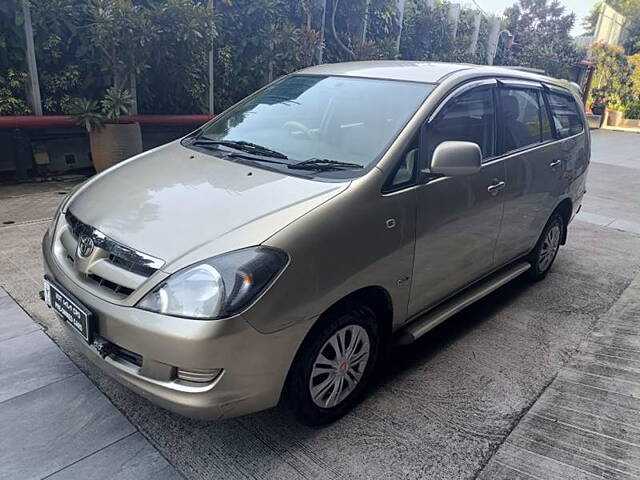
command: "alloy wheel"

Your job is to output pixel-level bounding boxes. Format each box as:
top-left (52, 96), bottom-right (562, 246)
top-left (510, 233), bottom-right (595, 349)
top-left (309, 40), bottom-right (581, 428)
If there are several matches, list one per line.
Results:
top-left (538, 223), bottom-right (561, 272)
top-left (309, 325), bottom-right (371, 409)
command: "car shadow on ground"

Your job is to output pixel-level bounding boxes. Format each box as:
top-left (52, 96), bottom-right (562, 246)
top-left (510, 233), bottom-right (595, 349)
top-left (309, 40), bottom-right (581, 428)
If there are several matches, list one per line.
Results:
top-left (248, 274), bottom-right (534, 430)
top-left (375, 275), bottom-right (533, 387)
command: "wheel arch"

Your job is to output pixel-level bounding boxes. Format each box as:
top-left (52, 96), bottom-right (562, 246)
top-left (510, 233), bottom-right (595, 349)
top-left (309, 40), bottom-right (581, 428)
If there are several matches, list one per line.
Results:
top-left (554, 197), bottom-right (573, 245)
top-left (281, 285), bottom-right (393, 399)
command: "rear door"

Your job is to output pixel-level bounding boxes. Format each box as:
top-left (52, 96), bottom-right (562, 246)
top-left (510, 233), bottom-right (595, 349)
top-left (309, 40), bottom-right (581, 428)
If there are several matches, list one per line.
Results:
top-left (493, 80), bottom-right (565, 265)
top-left (408, 80), bottom-right (506, 316)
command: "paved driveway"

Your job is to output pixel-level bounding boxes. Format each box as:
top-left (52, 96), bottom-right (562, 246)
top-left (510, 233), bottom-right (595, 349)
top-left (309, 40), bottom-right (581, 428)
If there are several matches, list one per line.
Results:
top-left (0, 129), bottom-right (639, 479)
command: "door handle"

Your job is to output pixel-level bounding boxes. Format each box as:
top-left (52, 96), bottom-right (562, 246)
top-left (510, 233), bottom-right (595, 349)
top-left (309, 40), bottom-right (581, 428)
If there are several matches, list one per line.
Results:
top-left (487, 180), bottom-right (506, 195)
top-left (549, 159), bottom-right (562, 168)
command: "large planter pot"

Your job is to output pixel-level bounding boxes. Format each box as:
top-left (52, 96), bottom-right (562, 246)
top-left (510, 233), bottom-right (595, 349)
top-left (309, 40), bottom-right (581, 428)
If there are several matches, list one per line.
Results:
top-left (607, 109), bottom-right (625, 127)
top-left (90, 122), bottom-right (143, 172)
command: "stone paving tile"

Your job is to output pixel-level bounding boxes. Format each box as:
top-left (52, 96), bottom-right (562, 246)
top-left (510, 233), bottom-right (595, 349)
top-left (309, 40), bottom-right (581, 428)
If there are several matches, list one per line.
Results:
top-left (0, 374), bottom-right (136, 480)
top-left (47, 432), bottom-right (181, 480)
top-left (0, 277), bottom-right (181, 480)
top-left (478, 273), bottom-right (640, 480)
top-left (0, 293), bottom-right (40, 341)
top-left (0, 330), bottom-right (78, 403)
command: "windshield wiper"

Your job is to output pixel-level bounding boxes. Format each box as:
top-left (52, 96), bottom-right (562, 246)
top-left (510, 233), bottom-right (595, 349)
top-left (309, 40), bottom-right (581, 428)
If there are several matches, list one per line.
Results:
top-left (288, 158), bottom-right (364, 171)
top-left (190, 139), bottom-right (288, 160)
top-left (226, 152), bottom-right (288, 166)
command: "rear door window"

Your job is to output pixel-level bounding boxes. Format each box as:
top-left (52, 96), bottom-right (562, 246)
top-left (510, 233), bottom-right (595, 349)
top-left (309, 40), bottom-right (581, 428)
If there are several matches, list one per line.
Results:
top-left (499, 88), bottom-right (542, 153)
top-left (540, 91), bottom-right (554, 142)
top-left (547, 92), bottom-right (584, 138)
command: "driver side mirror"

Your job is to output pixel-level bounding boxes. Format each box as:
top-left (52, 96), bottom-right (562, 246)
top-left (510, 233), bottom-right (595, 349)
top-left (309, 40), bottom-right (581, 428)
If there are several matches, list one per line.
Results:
top-left (430, 141), bottom-right (482, 176)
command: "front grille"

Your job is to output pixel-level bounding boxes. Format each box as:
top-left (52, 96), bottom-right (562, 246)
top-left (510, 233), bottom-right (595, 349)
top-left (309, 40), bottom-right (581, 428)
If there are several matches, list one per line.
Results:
top-left (58, 211), bottom-right (164, 298)
top-left (108, 253), bottom-right (156, 277)
top-left (88, 274), bottom-right (134, 297)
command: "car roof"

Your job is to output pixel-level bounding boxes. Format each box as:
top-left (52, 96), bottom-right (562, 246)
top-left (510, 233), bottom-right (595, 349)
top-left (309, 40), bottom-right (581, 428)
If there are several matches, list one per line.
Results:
top-left (298, 60), bottom-right (575, 92)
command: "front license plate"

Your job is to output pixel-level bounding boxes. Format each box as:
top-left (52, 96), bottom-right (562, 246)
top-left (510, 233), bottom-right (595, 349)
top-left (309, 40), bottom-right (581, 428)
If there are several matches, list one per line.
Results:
top-left (44, 278), bottom-right (94, 343)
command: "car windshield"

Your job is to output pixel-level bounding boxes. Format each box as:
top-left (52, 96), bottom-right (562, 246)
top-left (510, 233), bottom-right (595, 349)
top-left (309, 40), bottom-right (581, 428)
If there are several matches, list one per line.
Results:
top-left (194, 75), bottom-right (433, 177)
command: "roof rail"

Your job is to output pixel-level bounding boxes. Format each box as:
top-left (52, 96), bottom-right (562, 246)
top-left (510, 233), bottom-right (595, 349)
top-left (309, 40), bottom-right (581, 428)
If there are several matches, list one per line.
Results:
top-left (500, 66), bottom-right (547, 75)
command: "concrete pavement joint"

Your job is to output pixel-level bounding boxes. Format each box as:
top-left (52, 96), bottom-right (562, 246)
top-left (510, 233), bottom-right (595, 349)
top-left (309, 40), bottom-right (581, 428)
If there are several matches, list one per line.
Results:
top-left (0, 372), bottom-right (82, 408)
top-left (576, 211), bottom-right (640, 236)
top-left (40, 431), bottom-right (139, 480)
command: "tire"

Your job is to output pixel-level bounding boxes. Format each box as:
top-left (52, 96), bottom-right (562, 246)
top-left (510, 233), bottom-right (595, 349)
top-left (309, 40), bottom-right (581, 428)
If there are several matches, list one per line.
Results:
top-left (526, 212), bottom-right (565, 281)
top-left (287, 303), bottom-right (380, 426)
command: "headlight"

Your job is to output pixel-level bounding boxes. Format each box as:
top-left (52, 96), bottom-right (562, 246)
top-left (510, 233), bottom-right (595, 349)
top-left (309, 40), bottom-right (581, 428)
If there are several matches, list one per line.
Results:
top-left (49, 182), bottom-right (84, 236)
top-left (47, 190), bottom-right (74, 244)
top-left (136, 247), bottom-right (288, 319)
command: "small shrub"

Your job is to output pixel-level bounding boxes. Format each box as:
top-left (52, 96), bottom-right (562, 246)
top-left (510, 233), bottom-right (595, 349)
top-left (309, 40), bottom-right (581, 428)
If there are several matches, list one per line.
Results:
top-left (0, 70), bottom-right (31, 116)
top-left (624, 100), bottom-right (640, 120)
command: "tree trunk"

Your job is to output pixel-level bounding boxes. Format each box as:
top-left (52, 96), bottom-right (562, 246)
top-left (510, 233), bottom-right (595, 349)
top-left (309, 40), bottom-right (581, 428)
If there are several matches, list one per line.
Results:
top-left (362, 0), bottom-right (371, 45)
top-left (468, 11), bottom-right (482, 55)
top-left (486, 17), bottom-right (501, 65)
top-left (129, 72), bottom-right (138, 115)
top-left (331, 0), bottom-right (355, 59)
top-left (208, 0), bottom-right (215, 114)
top-left (318, 0), bottom-right (327, 64)
top-left (21, 0), bottom-right (42, 115)
top-left (448, 3), bottom-right (461, 42)
top-left (395, 0), bottom-right (407, 57)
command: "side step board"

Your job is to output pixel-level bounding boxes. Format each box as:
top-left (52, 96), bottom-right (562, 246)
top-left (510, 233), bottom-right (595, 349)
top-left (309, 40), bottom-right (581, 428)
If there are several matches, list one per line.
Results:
top-left (396, 261), bottom-right (531, 345)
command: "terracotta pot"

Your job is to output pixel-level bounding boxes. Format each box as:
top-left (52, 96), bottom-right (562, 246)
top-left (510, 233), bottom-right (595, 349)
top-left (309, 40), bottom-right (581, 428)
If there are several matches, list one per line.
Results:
top-left (606, 109), bottom-right (625, 127)
top-left (90, 122), bottom-right (143, 172)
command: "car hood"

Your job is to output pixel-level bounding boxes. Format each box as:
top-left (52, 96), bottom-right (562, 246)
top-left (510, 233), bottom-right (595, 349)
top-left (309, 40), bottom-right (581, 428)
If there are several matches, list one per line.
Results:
top-left (68, 141), bottom-right (348, 271)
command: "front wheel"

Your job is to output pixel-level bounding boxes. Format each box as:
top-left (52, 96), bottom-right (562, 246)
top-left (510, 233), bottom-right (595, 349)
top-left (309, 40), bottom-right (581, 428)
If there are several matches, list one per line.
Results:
top-left (527, 212), bottom-right (565, 281)
top-left (287, 304), bottom-right (380, 426)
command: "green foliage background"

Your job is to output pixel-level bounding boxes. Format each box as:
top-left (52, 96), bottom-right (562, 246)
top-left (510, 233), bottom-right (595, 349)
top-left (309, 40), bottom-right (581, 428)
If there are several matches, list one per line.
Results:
top-left (1, 0), bottom-right (585, 116)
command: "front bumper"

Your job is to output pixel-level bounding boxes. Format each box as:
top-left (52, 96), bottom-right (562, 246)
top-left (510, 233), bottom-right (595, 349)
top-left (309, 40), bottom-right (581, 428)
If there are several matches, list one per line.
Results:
top-left (42, 230), bottom-right (313, 420)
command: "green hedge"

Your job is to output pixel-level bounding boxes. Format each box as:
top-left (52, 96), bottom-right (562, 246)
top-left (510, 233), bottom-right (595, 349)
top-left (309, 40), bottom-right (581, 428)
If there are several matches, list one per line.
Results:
top-left (1, 0), bottom-right (583, 115)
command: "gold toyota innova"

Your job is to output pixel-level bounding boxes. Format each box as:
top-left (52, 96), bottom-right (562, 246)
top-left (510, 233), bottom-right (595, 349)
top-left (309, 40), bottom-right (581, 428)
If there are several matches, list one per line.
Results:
top-left (42, 61), bottom-right (590, 425)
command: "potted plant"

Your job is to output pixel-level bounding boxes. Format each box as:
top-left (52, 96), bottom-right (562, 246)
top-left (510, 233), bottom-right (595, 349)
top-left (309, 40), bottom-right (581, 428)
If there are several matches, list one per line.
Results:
top-left (624, 100), bottom-right (640, 128)
top-left (606, 96), bottom-right (626, 127)
top-left (71, 87), bottom-right (143, 172)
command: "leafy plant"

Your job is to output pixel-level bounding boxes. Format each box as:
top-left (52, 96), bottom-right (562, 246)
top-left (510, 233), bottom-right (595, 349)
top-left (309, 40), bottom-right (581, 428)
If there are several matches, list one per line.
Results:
top-left (70, 98), bottom-right (104, 132)
top-left (87, 0), bottom-right (155, 105)
top-left (590, 42), bottom-right (635, 111)
top-left (400, 2), bottom-right (454, 62)
top-left (0, 70), bottom-right (31, 115)
top-left (138, 0), bottom-right (216, 114)
top-left (494, 0), bottom-right (582, 80)
top-left (1, 0), bottom-right (593, 116)
top-left (70, 87), bottom-right (133, 131)
top-left (624, 99), bottom-right (640, 119)
top-left (101, 86), bottom-right (133, 122)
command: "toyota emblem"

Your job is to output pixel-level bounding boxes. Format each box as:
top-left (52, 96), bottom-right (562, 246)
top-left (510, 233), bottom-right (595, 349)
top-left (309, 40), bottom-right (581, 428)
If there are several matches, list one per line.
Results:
top-left (77, 234), bottom-right (95, 258)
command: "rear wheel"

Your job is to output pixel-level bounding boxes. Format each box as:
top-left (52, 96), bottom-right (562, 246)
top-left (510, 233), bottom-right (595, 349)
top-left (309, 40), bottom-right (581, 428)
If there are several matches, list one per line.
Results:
top-left (287, 304), bottom-right (380, 426)
top-left (527, 212), bottom-right (564, 281)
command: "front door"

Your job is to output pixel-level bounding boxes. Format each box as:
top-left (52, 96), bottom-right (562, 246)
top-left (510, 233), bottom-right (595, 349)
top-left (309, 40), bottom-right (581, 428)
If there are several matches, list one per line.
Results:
top-left (408, 81), bottom-right (506, 317)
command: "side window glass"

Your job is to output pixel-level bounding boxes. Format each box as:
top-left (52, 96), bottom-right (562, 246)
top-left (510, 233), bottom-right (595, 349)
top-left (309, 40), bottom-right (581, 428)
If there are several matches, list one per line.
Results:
top-left (428, 87), bottom-right (495, 162)
top-left (539, 92), bottom-right (554, 141)
top-left (386, 138), bottom-right (418, 191)
top-left (499, 88), bottom-right (541, 153)
top-left (548, 92), bottom-right (584, 139)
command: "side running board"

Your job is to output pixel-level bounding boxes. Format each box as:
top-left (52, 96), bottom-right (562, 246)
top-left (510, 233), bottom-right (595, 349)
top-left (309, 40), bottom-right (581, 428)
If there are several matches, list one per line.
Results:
top-left (396, 261), bottom-right (531, 345)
